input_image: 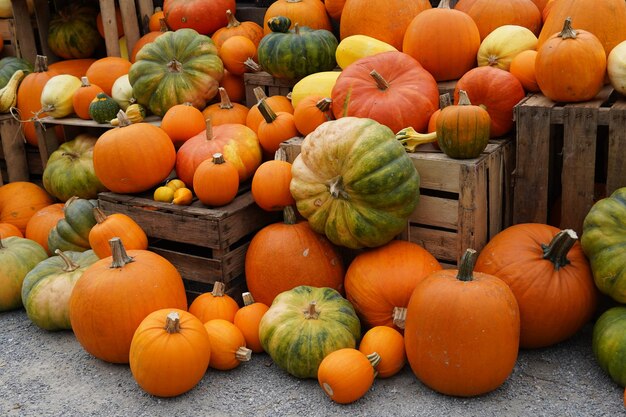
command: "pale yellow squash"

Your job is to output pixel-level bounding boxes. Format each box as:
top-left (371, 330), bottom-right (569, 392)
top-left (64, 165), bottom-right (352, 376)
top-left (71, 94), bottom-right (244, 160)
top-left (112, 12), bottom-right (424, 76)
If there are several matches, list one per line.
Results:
top-left (291, 71), bottom-right (341, 109)
top-left (335, 35), bottom-right (397, 70)
top-left (608, 40), bottom-right (626, 95)
top-left (40, 74), bottom-right (82, 118)
top-left (477, 25), bottom-right (538, 71)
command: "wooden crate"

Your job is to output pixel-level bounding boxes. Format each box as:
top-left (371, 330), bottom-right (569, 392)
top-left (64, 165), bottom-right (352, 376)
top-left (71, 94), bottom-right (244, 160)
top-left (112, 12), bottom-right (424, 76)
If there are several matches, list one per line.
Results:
top-left (0, 114), bottom-right (44, 185)
top-left (281, 136), bottom-right (515, 266)
top-left (513, 85), bottom-right (626, 234)
top-left (98, 190), bottom-right (281, 299)
top-left (97, 0), bottom-right (155, 58)
top-left (0, 19), bottom-right (18, 57)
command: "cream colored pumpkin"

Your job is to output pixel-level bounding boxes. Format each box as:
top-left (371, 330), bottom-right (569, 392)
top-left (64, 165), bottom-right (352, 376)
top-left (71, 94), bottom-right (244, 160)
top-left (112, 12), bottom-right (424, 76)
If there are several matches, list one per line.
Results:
top-left (40, 74), bottom-right (82, 118)
top-left (477, 25), bottom-right (538, 71)
top-left (335, 35), bottom-right (398, 70)
top-left (608, 40), bottom-right (626, 95)
top-left (291, 71), bottom-right (341, 109)
top-left (111, 74), bottom-right (135, 111)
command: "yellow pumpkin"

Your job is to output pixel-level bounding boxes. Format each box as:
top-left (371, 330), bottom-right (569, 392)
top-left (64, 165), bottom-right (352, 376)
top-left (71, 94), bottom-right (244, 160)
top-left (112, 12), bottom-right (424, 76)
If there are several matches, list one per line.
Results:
top-left (290, 71), bottom-right (341, 109)
top-left (477, 25), bottom-right (538, 71)
top-left (40, 74), bottom-right (82, 118)
top-left (335, 35), bottom-right (398, 70)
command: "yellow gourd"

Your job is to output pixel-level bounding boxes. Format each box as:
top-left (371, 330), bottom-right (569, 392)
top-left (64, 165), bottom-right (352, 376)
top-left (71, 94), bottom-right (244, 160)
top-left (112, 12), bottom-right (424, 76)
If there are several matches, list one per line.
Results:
top-left (335, 35), bottom-right (397, 70)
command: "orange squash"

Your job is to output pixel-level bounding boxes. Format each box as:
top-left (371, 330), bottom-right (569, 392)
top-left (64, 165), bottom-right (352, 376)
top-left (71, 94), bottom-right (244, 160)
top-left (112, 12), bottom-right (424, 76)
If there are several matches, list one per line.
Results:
top-left (202, 87), bottom-right (249, 126)
top-left (85, 57), bottom-right (132, 96)
top-left (246, 87), bottom-right (294, 133)
top-left (193, 153), bottom-right (240, 207)
top-left (0, 222), bottom-right (22, 238)
top-left (233, 292), bottom-right (269, 353)
top-left (358, 326), bottom-right (406, 378)
top-left (160, 102), bottom-right (206, 149)
top-left (251, 148), bottom-right (295, 212)
top-left (188, 281), bottom-right (239, 323)
top-left (203, 319), bottom-right (252, 370)
top-left (88, 207), bottom-right (148, 258)
top-left (72, 77), bottom-right (104, 120)
top-left (256, 98), bottom-right (299, 155)
top-left (317, 348), bottom-right (379, 404)
top-left (293, 95), bottom-right (333, 136)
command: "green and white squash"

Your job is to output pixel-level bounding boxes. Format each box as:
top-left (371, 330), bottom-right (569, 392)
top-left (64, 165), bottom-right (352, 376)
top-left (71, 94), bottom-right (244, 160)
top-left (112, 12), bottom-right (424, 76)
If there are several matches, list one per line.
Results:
top-left (47, 3), bottom-right (101, 59)
top-left (257, 16), bottom-right (338, 80)
top-left (0, 236), bottom-right (48, 312)
top-left (592, 306), bottom-right (626, 387)
top-left (43, 134), bottom-right (108, 202)
top-left (21, 249), bottom-right (99, 331)
top-left (259, 285), bottom-right (361, 379)
top-left (290, 117), bottom-right (420, 249)
top-left (581, 187), bottom-right (626, 303)
top-left (129, 28), bottom-right (223, 117)
top-left (89, 92), bottom-right (121, 123)
top-left (48, 197), bottom-right (98, 253)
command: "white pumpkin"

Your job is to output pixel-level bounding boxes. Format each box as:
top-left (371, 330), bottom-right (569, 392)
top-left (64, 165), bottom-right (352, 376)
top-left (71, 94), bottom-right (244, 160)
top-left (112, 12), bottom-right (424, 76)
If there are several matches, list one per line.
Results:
top-left (608, 40), bottom-right (626, 96)
top-left (40, 74), bottom-right (82, 118)
top-left (111, 74), bottom-right (135, 111)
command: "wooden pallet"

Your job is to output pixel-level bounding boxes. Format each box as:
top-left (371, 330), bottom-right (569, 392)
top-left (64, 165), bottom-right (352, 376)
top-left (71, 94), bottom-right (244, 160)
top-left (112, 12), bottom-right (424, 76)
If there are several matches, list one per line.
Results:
top-left (98, 190), bottom-right (281, 293)
top-left (513, 85), bottom-right (626, 234)
top-left (281, 136), bottom-right (515, 266)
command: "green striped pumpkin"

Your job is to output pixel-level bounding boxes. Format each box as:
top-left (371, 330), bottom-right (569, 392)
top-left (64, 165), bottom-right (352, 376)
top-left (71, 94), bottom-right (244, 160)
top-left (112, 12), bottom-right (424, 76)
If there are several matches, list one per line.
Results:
top-left (129, 28), bottom-right (224, 117)
top-left (21, 250), bottom-right (99, 331)
top-left (0, 237), bottom-right (48, 312)
top-left (47, 4), bottom-right (101, 59)
top-left (259, 286), bottom-right (361, 379)
top-left (290, 117), bottom-right (420, 249)
top-left (48, 197), bottom-right (98, 253)
top-left (592, 306), bottom-right (626, 387)
top-left (0, 57), bottom-right (32, 88)
top-left (257, 16), bottom-right (338, 80)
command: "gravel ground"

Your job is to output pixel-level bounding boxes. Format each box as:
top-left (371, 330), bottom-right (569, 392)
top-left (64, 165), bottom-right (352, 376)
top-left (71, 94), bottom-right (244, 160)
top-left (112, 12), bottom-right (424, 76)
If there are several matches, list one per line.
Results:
top-left (0, 308), bottom-right (623, 417)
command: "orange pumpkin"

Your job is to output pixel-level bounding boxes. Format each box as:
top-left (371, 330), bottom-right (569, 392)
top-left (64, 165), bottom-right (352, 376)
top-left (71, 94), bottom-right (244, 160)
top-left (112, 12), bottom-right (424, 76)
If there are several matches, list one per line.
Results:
top-left (293, 95), bottom-right (333, 136)
top-left (0, 182), bottom-right (54, 234)
top-left (202, 87), bottom-right (249, 126)
top-left (148, 7), bottom-right (165, 32)
top-left (324, 0), bottom-right (346, 21)
top-left (219, 70), bottom-right (245, 104)
top-left (454, 0), bottom-right (542, 40)
top-left (93, 114), bottom-right (177, 194)
top-left (403, 0), bottom-right (481, 82)
top-left (69, 238), bottom-right (188, 364)
top-left (404, 249), bottom-right (520, 397)
top-left (85, 57), bottom-right (132, 96)
top-left (0, 222), bottom-right (23, 238)
top-left (24, 203), bottom-right (65, 255)
top-left (212, 9), bottom-right (264, 50)
top-left (129, 309), bottom-right (211, 397)
top-left (193, 153), bottom-right (240, 207)
top-left (358, 326), bottom-right (406, 378)
top-left (130, 19), bottom-right (168, 63)
top-left (344, 240), bottom-right (442, 331)
top-left (219, 35), bottom-right (258, 76)
top-left (72, 77), bottom-right (104, 120)
top-left (245, 206), bottom-right (345, 306)
top-left (233, 292), bottom-right (269, 353)
top-left (317, 348), bottom-right (379, 404)
top-left (47, 58), bottom-right (96, 79)
top-left (475, 225), bottom-right (597, 349)
top-left (340, 0), bottom-right (431, 50)
top-left (160, 103), bottom-right (206, 149)
top-left (175, 119), bottom-right (262, 186)
top-left (263, 0), bottom-right (332, 35)
top-left (188, 281), bottom-right (240, 323)
top-left (246, 87), bottom-right (294, 133)
top-left (88, 207), bottom-right (148, 258)
top-left (256, 99), bottom-right (299, 155)
top-left (251, 148), bottom-right (295, 212)
top-left (509, 49), bottom-right (539, 92)
top-left (204, 319), bottom-right (252, 370)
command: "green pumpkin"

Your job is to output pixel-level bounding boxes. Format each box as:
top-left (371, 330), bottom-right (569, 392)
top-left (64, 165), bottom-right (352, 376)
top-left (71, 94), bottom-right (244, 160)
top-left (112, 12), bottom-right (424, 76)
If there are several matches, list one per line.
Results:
top-left (47, 4), bottom-right (102, 59)
top-left (257, 17), bottom-right (338, 80)
top-left (21, 250), bottom-right (99, 331)
top-left (290, 117), bottom-right (420, 249)
top-left (43, 134), bottom-right (108, 202)
top-left (592, 306), bottom-right (626, 387)
top-left (129, 28), bottom-right (224, 117)
top-left (581, 187), bottom-right (626, 303)
top-left (48, 197), bottom-right (98, 253)
top-left (259, 285), bottom-right (361, 379)
top-left (89, 92), bottom-right (121, 124)
top-left (0, 237), bottom-right (48, 312)
top-left (0, 57), bottom-right (33, 88)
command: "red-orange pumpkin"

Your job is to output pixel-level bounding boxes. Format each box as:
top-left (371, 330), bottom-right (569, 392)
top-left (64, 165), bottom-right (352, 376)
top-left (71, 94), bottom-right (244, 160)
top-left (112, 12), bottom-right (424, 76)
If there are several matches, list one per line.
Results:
top-left (164, 0), bottom-right (236, 35)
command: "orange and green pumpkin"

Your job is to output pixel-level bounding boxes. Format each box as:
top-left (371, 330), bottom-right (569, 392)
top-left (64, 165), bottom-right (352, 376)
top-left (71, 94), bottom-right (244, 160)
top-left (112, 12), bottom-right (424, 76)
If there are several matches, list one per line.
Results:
top-left (593, 306), bottom-right (626, 387)
top-left (47, 3), bottom-right (102, 59)
top-left (47, 197), bottom-right (98, 254)
top-left (259, 285), bottom-right (361, 379)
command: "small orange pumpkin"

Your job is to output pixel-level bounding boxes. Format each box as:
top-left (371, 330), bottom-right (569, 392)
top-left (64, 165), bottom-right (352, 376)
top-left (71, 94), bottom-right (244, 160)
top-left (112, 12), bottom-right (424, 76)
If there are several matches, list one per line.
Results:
top-left (188, 281), bottom-right (240, 323)
top-left (293, 96), bottom-right (333, 136)
top-left (219, 35), bottom-right (258, 76)
top-left (0, 182), bottom-right (54, 234)
top-left (510, 49), bottom-right (539, 93)
top-left (88, 207), bottom-right (148, 258)
top-left (251, 148), bottom-right (295, 212)
top-left (233, 292), bottom-right (269, 353)
top-left (193, 153), bottom-right (240, 207)
top-left (160, 102), bottom-right (206, 149)
top-left (246, 86), bottom-right (294, 133)
top-left (317, 348), bottom-right (379, 404)
top-left (203, 319), bottom-right (252, 370)
top-left (358, 326), bottom-right (406, 378)
top-left (256, 98), bottom-right (299, 155)
top-left (0, 222), bottom-right (23, 238)
top-left (85, 57), bottom-right (132, 96)
top-left (24, 203), bottom-right (65, 255)
top-left (202, 87), bottom-right (249, 126)
top-left (72, 76), bottom-right (104, 120)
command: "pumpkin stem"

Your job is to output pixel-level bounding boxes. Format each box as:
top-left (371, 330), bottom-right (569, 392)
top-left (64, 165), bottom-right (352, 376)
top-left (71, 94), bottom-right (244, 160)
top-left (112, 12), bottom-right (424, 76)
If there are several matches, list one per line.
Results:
top-left (396, 127), bottom-right (437, 152)
top-left (294, 23), bottom-right (300, 36)
top-left (0, 238), bottom-right (4, 248)
top-left (242, 292), bottom-right (255, 306)
top-left (274, 147), bottom-right (287, 162)
top-left (392, 307), bottom-right (407, 329)
top-left (212, 281), bottom-right (226, 297)
top-left (329, 176), bottom-right (350, 200)
top-left (457, 248), bottom-right (478, 282)
top-left (257, 98), bottom-right (277, 124)
top-left (164, 311), bottom-right (181, 334)
top-left (114, 109), bottom-right (132, 127)
top-left (108, 237), bottom-right (135, 268)
top-left (253, 86), bottom-right (268, 103)
top-left (244, 57), bottom-right (262, 73)
top-left (283, 205), bottom-right (298, 225)
top-left (440, 93), bottom-right (452, 109)
top-left (64, 196), bottom-right (80, 209)
top-left (225, 9), bottom-right (240, 28)
top-left (367, 352), bottom-right (382, 371)
top-left (93, 207), bottom-right (107, 224)
top-left (204, 117), bottom-right (214, 141)
top-left (54, 249), bottom-right (80, 272)
top-left (541, 229), bottom-right (576, 270)
top-left (457, 90), bottom-right (473, 106)
top-left (304, 301), bottom-right (319, 319)
top-left (316, 97), bottom-right (332, 113)
top-left (217, 87), bottom-right (234, 109)
top-left (158, 18), bottom-right (169, 32)
top-left (559, 17), bottom-right (577, 39)
top-left (166, 59), bottom-right (183, 73)
top-left (34, 55), bottom-right (48, 73)
top-left (235, 346), bottom-right (252, 362)
top-left (80, 76), bottom-right (91, 87)
top-left (437, 0), bottom-right (452, 9)
top-left (212, 152), bottom-right (226, 164)
top-left (369, 70), bottom-right (390, 91)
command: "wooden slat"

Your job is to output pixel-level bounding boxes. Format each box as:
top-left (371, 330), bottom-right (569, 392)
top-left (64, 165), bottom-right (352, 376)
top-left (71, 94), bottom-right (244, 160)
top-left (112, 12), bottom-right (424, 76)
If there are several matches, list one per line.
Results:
top-left (458, 161), bottom-right (487, 259)
top-left (34, 121), bottom-right (59, 170)
top-left (10, 0), bottom-right (36, 62)
top-left (405, 225), bottom-right (458, 263)
top-left (119, 0), bottom-right (141, 58)
top-left (546, 86), bottom-right (614, 125)
top-left (32, 0), bottom-right (55, 62)
top-left (99, 0), bottom-right (121, 57)
top-left (607, 101), bottom-right (626, 196)
top-left (36, 115), bottom-right (161, 127)
top-left (559, 99), bottom-right (603, 234)
top-left (408, 195), bottom-right (458, 230)
top-left (0, 117), bottom-right (28, 182)
top-left (135, 0), bottom-right (155, 34)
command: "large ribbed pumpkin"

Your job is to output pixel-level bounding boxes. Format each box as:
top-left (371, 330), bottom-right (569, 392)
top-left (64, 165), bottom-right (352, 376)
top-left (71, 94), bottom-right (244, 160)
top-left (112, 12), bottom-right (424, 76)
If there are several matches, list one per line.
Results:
top-left (69, 238), bottom-right (188, 364)
top-left (402, 0), bottom-right (480, 82)
top-left (93, 115), bottom-right (176, 194)
top-left (331, 51), bottom-right (439, 134)
top-left (290, 117), bottom-right (420, 249)
top-left (129, 28), bottom-right (224, 117)
top-left (537, 0), bottom-right (626, 57)
top-left (454, 0), bottom-right (541, 40)
top-left (245, 206), bottom-right (345, 306)
top-left (340, 0), bottom-right (431, 50)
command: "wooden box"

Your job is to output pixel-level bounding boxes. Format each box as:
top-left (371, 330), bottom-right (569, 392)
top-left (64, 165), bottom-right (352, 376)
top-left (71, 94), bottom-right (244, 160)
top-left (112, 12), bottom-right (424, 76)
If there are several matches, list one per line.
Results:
top-left (281, 136), bottom-right (515, 266)
top-left (0, 114), bottom-right (43, 185)
top-left (513, 85), bottom-right (626, 234)
top-left (98, 190), bottom-right (281, 302)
